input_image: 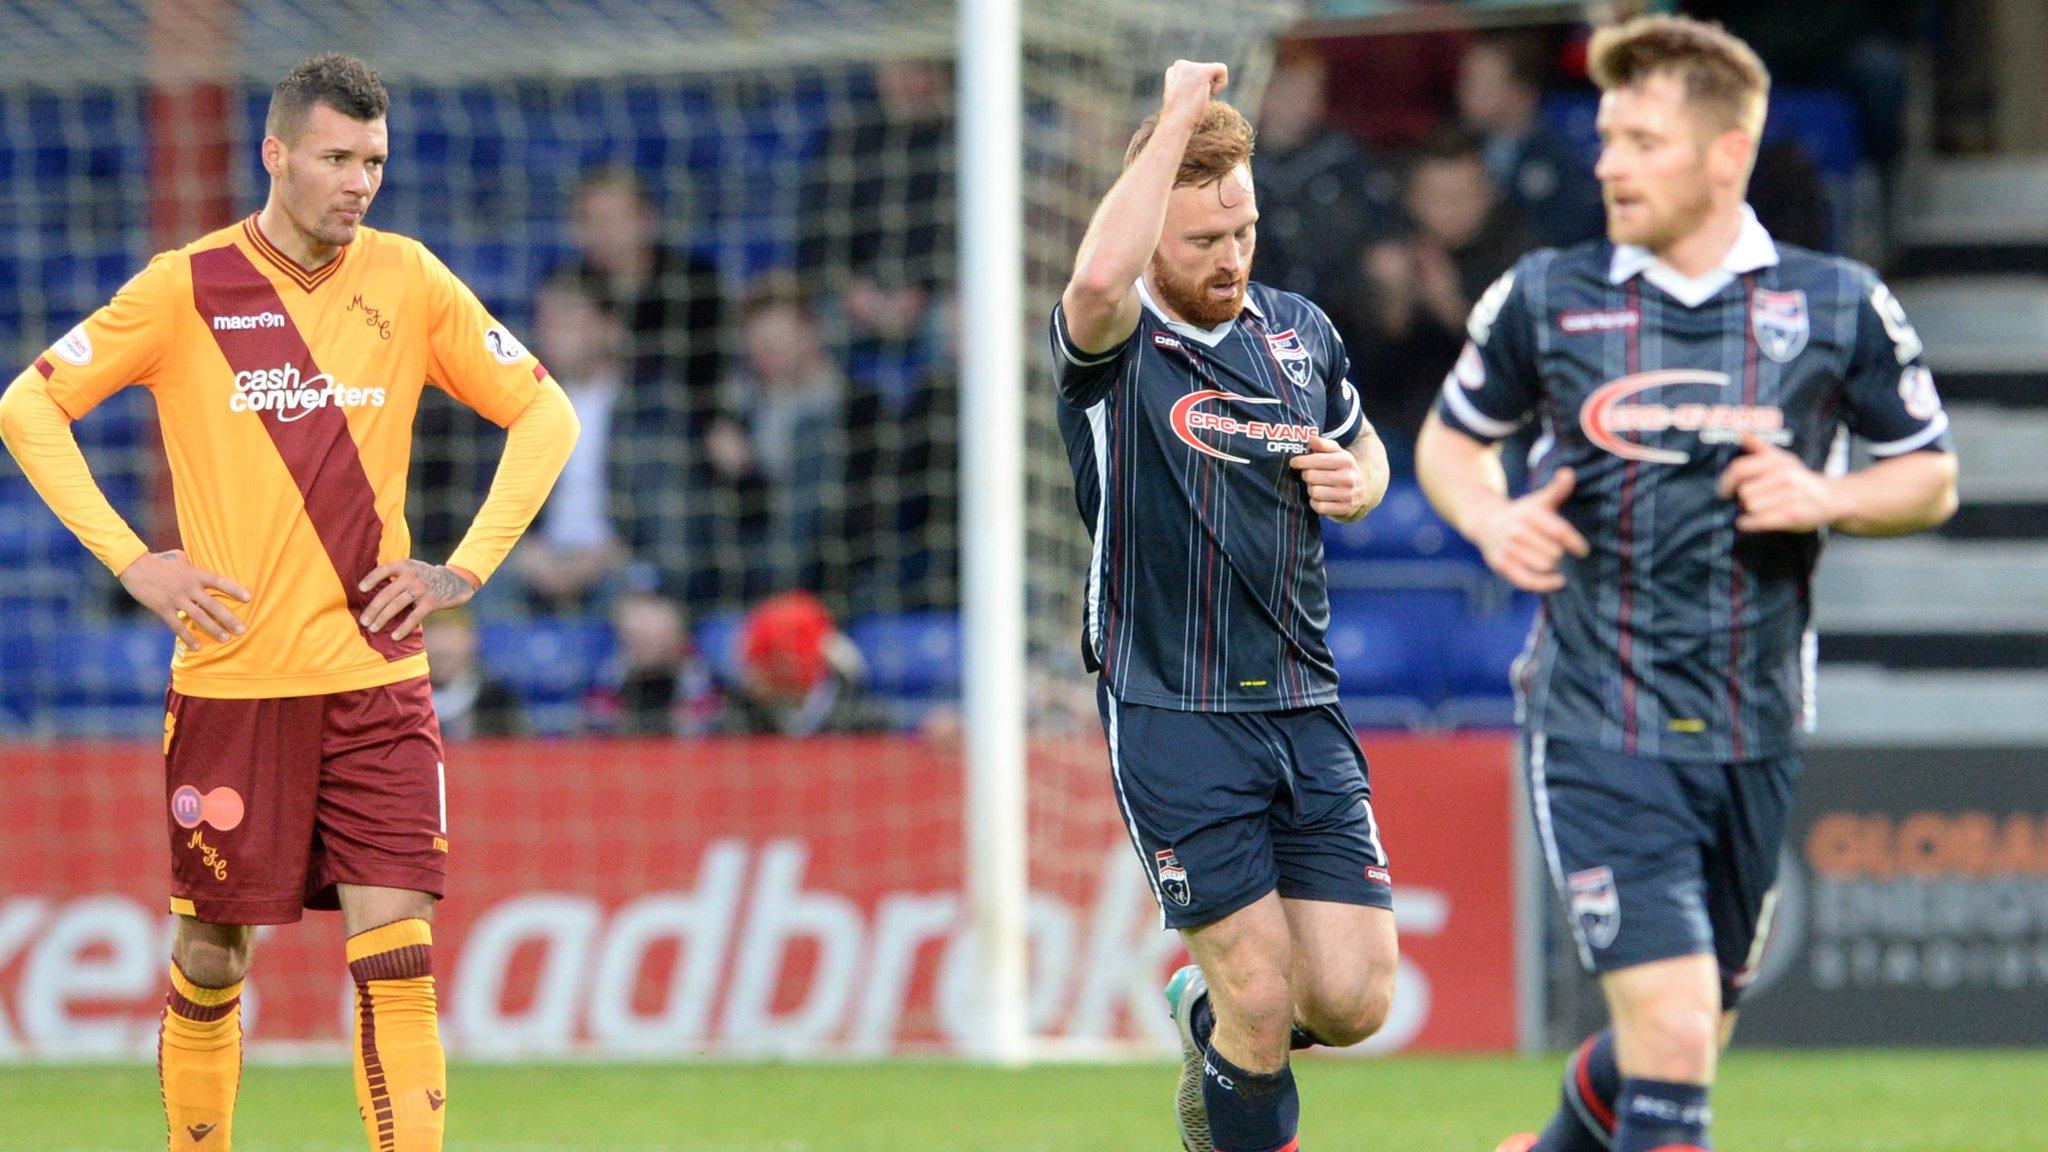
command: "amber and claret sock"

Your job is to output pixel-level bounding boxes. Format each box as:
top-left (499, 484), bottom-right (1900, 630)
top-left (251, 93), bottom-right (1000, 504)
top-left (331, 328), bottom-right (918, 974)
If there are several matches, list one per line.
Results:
top-left (346, 918), bottom-right (447, 1152)
top-left (161, 961), bottom-right (244, 1149)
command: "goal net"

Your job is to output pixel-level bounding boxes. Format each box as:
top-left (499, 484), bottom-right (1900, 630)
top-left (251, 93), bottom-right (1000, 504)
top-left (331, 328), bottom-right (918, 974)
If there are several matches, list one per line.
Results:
top-left (0, 0), bottom-right (1297, 1059)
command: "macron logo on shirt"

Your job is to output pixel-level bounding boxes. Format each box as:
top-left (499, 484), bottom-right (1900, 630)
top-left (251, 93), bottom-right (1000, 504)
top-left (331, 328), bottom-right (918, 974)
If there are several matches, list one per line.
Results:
top-left (212, 312), bottom-right (286, 332)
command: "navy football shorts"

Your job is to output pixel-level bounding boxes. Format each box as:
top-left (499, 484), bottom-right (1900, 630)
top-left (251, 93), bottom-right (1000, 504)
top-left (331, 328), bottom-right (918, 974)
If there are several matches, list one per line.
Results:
top-left (1098, 680), bottom-right (1394, 931)
top-left (1525, 732), bottom-right (1799, 1008)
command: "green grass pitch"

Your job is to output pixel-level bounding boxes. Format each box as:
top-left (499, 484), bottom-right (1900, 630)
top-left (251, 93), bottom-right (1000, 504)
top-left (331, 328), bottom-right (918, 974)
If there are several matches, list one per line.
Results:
top-left (9, 1051), bottom-right (2043, 1151)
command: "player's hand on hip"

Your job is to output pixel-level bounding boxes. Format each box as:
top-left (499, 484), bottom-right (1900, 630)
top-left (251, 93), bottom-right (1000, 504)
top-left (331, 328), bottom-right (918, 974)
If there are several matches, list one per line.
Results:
top-left (1716, 431), bottom-right (1837, 533)
top-left (1475, 468), bottom-right (1590, 593)
top-left (118, 549), bottom-right (251, 649)
top-left (1290, 435), bottom-right (1375, 522)
top-left (359, 559), bottom-right (476, 641)
top-left (1162, 61), bottom-right (1228, 124)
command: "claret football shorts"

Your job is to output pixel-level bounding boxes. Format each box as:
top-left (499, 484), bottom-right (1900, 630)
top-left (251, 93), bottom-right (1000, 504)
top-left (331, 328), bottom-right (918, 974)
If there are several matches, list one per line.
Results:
top-left (1098, 680), bottom-right (1394, 931)
top-left (163, 674), bottom-right (449, 924)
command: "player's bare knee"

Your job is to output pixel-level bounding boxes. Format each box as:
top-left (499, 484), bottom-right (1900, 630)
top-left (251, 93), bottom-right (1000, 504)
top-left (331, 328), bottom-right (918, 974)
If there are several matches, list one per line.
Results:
top-left (172, 923), bottom-right (255, 988)
top-left (1337, 979), bottom-right (1397, 1046)
top-left (338, 884), bottom-right (437, 937)
top-left (1623, 1002), bottom-right (1718, 1081)
top-left (1209, 962), bottom-right (1294, 1039)
top-left (1299, 971), bottom-right (1394, 1047)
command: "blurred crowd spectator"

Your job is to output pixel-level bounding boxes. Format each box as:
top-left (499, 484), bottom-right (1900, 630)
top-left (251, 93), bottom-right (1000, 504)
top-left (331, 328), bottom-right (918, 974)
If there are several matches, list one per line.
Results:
top-left (1362, 129), bottom-right (1538, 474)
top-left (437, 61), bottom-right (964, 739)
top-left (1250, 47), bottom-right (1401, 362)
top-left (568, 165), bottom-right (737, 611)
top-left (716, 591), bottom-right (881, 737)
top-left (721, 273), bottom-right (844, 598)
top-left (509, 267), bottom-right (633, 614)
top-left (1456, 34), bottom-right (1604, 249)
top-left (426, 610), bottom-right (527, 740)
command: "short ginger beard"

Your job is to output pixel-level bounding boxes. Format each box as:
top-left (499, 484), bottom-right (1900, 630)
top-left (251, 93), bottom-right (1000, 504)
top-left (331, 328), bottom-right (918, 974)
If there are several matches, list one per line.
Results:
top-left (1149, 251), bottom-right (1249, 328)
top-left (1609, 171), bottom-right (1713, 253)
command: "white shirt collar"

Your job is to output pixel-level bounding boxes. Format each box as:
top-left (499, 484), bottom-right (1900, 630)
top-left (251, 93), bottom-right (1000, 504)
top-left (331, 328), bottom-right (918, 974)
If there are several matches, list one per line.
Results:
top-left (1607, 204), bottom-right (1779, 309)
top-left (1136, 275), bottom-right (1263, 347)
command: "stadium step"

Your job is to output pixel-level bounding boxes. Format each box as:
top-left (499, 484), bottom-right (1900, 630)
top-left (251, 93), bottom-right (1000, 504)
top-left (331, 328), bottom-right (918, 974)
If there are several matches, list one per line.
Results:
top-left (1893, 276), bottom-right (2048, 375)
top-left (1930, 369), bottom-right (2048, 406)
top-left (1812, 666), bottom-right (2048, 744)
top-left (1894, 158), bottom-right (2048, 276)
top-left (1932, 402), bottom-right (2048, 541)
top-left (1817, 537), bottom-right (2048, 633)
top-left (1815, 538), bottom-right (2048, 671)
top-left (1946, 404), bottom-right (2048, 499)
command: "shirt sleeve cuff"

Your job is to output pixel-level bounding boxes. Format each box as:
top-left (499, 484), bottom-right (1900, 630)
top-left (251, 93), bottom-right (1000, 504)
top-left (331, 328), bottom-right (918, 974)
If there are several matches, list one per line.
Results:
top-left (1324, 380), bottom-right (1364, 446)
top-left (1435, 374), bottom-right (1524, 444)
top-left (1863, 411), bottom-right (1951, 458)
top-left (1052, 303), bottom-right (1127, 367)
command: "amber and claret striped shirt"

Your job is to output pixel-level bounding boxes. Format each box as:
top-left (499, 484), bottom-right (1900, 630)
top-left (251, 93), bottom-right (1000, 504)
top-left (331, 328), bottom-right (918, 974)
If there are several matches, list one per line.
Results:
top-left (0, 216), bottom-right (578, 698)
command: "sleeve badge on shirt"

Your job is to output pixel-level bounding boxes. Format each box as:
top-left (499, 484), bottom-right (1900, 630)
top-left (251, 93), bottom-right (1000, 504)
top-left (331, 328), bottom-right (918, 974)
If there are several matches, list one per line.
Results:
top-left (1751, 288), bottom-right (1809, 363)
top-left (484, 326), bottom-right (528, 365)
top-left (53, 323), bottom-right (92, 366)
top-left (1262, 328), bottom-right (1313, 388)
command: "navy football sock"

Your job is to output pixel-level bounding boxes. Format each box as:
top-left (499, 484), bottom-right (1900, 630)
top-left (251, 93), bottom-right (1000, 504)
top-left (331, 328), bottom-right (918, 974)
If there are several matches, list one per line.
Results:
top-left (1191, 994), bottom-right (1215, 1050)
top-left (1534, 1029), bottom-right (1619, 1151)
top-left (1613, 1077), bottom-right (1711, 1152)
top-left (1201, 1045), bottom-right (1300, 1152)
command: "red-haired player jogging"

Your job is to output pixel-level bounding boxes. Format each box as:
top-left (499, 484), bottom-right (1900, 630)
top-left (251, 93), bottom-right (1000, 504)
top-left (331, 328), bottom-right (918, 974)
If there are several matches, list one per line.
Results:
top-left (1053, 61), bottom-right (1398, 1152)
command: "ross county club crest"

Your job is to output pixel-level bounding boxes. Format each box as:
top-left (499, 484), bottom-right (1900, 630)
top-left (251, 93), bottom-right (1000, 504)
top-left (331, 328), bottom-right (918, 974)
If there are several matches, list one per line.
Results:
top-left (1262, 328), bottom-right (1313, 389)
top-left (1750, 288), bottom-right (1809, 363)
top-left (1155, 848), bottom-right (1192, 907)
top-left (1568, 865), bottom-right (1621, 950)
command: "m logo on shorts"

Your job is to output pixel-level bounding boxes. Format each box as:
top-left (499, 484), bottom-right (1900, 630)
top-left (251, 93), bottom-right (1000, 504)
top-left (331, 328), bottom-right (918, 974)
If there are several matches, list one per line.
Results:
top-left (171, 784), bottom-right (246, 832)
top-left (1568, 865), bottom-right (1621, 949)
top-left (1155, 848), bottom-right (1192, 907)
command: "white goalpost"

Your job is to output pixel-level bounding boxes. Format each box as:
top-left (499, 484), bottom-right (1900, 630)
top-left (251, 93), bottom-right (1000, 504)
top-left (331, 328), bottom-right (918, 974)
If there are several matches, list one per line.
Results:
top-left (957, 0), bottom-right (1032, 1066)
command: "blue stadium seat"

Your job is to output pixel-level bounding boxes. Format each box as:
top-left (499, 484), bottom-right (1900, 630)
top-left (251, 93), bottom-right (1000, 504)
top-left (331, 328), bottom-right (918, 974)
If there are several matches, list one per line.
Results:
top-left (1322, 480), bottom-right (1477, 563)
top-left (1325, 588), bottom-right (1461, 704)
top-left (1763, 89), bottom-right (1863, 178)
top-left (692, 609), bottom-right (747, 685)
top-left (44, 705), bottom-right (165, 739)
top-left (90, 250), bottom-right (132, 297)
top-left (71, 386), bottom-right (151, 451)
top-left (39, 621), bottom-right (174, 710)
top-left (0, 627), bottom-right (39, 726)
top-left (1540, 90), bottom-right (1602, 167)
top-left (846, 611), bottom-right (961, 699)
top-left (0, 494), bottom-right (90, 569)
top-left (1444, 594), bottom-right (1540, 698)
top-left (477, 618), bottom-right (614, 705)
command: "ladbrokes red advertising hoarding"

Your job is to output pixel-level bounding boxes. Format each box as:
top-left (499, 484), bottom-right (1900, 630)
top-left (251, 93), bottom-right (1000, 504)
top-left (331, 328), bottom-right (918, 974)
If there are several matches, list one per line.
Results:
top-left (0, 733), bottom-right (1518, 1058)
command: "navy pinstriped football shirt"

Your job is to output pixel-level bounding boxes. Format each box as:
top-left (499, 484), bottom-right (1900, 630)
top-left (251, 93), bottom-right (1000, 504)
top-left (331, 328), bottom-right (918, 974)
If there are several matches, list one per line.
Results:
top-left (1053, 279), bottom-right (1365, 712)
top-left (1435, 208), bottom-right (1954, 762)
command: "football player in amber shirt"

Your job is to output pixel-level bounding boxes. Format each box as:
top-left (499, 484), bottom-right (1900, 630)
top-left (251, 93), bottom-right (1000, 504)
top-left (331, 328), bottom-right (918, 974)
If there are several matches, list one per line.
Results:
top-left (0, 55), bottom-right (576, 1152)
